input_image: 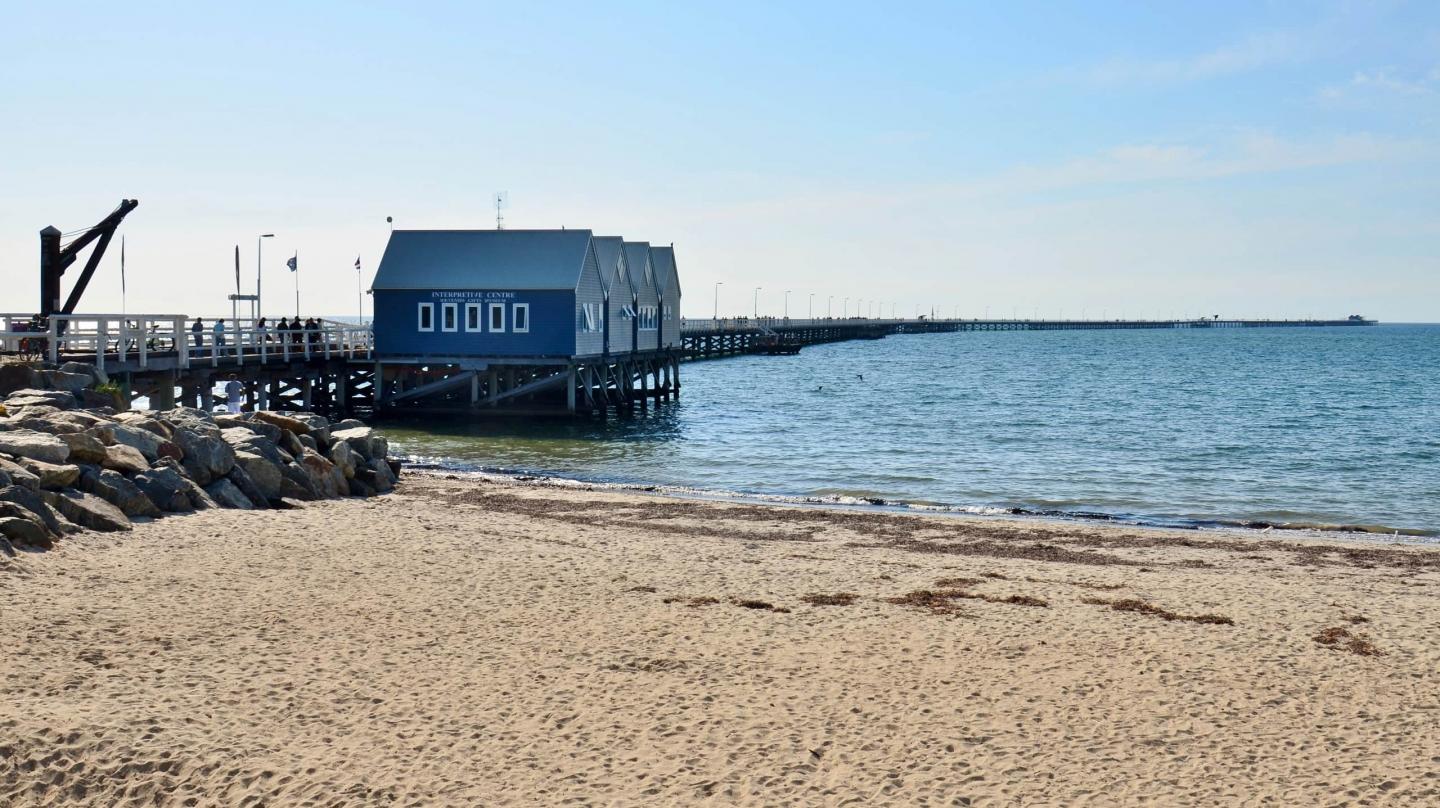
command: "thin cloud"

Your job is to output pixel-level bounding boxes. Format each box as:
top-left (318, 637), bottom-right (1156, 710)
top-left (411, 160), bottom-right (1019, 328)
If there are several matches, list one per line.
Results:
top-left (1318, 67), bottom-right (1439, 101)
top-left (1067, 30), bottom-right (1304, 87)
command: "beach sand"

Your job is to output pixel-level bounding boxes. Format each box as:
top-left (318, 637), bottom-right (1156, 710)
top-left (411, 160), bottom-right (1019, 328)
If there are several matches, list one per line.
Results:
top-left (2, 474), bottom-right (1438, 806)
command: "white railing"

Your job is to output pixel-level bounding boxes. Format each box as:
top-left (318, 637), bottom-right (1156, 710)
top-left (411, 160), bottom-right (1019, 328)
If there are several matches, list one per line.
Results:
top-left (0, 313), bottom-right (373, 374)
top-left (681, 316), bottom-right (922, 333)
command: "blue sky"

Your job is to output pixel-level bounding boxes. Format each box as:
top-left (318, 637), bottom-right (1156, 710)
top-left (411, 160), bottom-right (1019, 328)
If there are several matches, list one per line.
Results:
top-left (2, 1), bottom-right (1436, 320)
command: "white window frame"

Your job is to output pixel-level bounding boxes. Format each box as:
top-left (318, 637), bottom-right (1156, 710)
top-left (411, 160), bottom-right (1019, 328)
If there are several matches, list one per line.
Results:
top-left (513, 303), bottom-right (530, 333)
top-left (441, 302), bottom-right (458, 332)
top-left (418, 302), bottom-right (434, 332)
top-left (465, 302), bottom-right (482, 332)
top-left (640, 305), bottom-right (658, 330)
top-left (488, 302), bottom-right (506, 333)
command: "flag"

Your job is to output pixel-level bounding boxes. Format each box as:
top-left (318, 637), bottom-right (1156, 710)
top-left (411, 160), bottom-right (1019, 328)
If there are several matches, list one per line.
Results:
top-left (354, 256), bottom-right (361, 271)
top-left (234, 245), bottom-right (240, 293)
top-left (287, 255), bottom-right (298, 272)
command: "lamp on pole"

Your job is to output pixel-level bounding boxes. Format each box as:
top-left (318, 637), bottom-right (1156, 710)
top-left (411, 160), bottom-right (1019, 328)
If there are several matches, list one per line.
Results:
top-left (713, 281), bottom-right (723, 321)
top-left (784, 290), bottom-right (791, 319)
top-left (256, 234), bottom-right (274, 319)
top-left (827, 295), bottom-right (833, 318)
top-left (808, 293), bottom-right (814, 319)
top-left (843, 297), bottom-right (849, 318)
top-left (753, 286), bottom-right (761, 318)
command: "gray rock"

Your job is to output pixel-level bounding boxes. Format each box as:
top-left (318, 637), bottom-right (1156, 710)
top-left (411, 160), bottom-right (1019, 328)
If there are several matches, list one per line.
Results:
top-left (159, 407), bottom-right (220, 438)
top-left (108, 422), bottom-right (165, 461)
top-left (171, 427), bottom-right (236, 486)
top-left (297, 433), bottom-right (318, 452)
top-left (225, 463), bottom-right (270, 508)
top-left (0, 486), bottom-right (66, 536)
top-left (79, 389), bottom-right (120, 410)
top-left (42, 369), bottom-right (92, 394)
top-left (132, 463), bottom-right (196, 512)
top-left (372, 433), bottom-right (389, 460)
top-left (222, 428), bottom-right (292, 466)
top-left (50, 410), bottom-right (110, 429)
top-left (0, 457), bottom-right (40, 490)
top-left (59, 431), bottom-right (108, 464)
top-left (299, 448), bottom-right (345, 498)
top-left (368, 457), bottom-right (397, 493)
top-left (279, 474), bottom-right (316, 501)
top-left (331, 418), bottom-right (365, 431)
top-left (233, 450), bottom-right (282, 500)
top-left (204, 477), bottom-right (254, 510)
top-left (78, 466), bottom-right (161, 518)
top-left (280, 460), bottom-right (320, 500)
top-left (0, 468), bottom-right (8, 488)
top-left (0, 428), bottom-right (71, 464)
top-left (327, 439), bottom-right (358, 479)
top-left (13, 416), bottom-right (82, 434)
top-left (386, 458), bottom-right (403, 477)
top-left (0, 515), bottom-right (52, 548)
top-left (17, 458), bottom-right (81, 490)
top-left (5, 388), bottom-right (77, 410)
top-left (102, 444), bottom-right (149, 475)
top-left (330, 426), bottom-right (375, 460)
top-left (251, 410), bottom-right (312, 436)
top-left (216, 415), bottom-right (283, 444)
top-left (347, 476), bottom-right (376, 497)
top-left (0, 363), bottom-right (41, 397)
top-left (287, 413), bottom-right (331, 444)
top-left (58, 361), bottom-right (108, 386)
top-left (279, 429), bottom-right (306, 459)
top-left (114, 411), bottom-right (174, 439)
top-left (43, 489), bottom-right (132, 532)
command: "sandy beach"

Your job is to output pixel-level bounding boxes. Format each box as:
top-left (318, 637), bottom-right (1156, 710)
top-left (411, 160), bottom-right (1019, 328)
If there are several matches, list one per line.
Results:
top-left (2, 473), bottom-right (1438, 806)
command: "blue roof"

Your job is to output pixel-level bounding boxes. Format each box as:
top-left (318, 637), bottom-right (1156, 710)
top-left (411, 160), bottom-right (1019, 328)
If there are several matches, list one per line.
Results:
top-left (371, 229), bottom-right (594, 291)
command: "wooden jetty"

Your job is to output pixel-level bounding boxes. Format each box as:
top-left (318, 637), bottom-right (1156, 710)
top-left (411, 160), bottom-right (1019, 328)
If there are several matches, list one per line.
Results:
top-left (681, 315), bottom-right (1378, 360)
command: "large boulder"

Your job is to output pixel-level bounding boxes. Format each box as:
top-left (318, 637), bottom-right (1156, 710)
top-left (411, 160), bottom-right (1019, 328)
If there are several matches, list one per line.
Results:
top-left (232, 451), bottom-right (282, 500)
top-left (327, 439), bottom-right (359, 479)
top-left (222, 428), bottom-right (292, 466)
top-left (17, 458), bottom-right (81, 490)
top-left (215, 415), bottom-right (283, 444)
top-left (331, 418), bottom-right (365, 432)
top-left (0, 428), bottom-right (71, 464)
top-left (78, 466), bottom-right (161, 518)
top-left (368, 457), bottom-right (397, 493)
top-left (0, 515), bottom-right (52, 548)
top-left (159, 408), bottom-right (220, 438)
top-left (114, 412), bottom-right (173, 439)
top-left (0, 457), bottom-right (40, 490)
top-left (204, 478), bottom-right (255, 510)
top-left (278, 463), bottom-right (319, 500)
top-left (58, 361), bottom-right (108, 386)
top-left (51, 410), bottom-right (110, 429)
top-left (279, 430), bottom-right (306, 459)
top-left (108, 422), bottom-right (166, 461)
top-left (171, 427), bottom-right (236, 486)
top-left (299, 448), bottom-right (345, 498)
top-left (41, 370), bottom-right (92, 394)
top-left (0, 486), bottom-right (67, 536)
top-left (0, 363), bottom-right (42, 397)
top-left (59, 432), bottom-right (108, 464)
top-left (287, 413), bottom-right (331, 444)
top-left (132, 463), bottom-right (196, 512)
top-left (44, 489), bottom-right (132, 532)
top-left (224, 464), bottom-right (270, 508)
top-left (5, 389), bottom-right (77, 410)
top-left (348, 476), bottom-right (376, 497)
top-left (251, 410), bottom-right (313, 436)
top-left (330, 426), bottom-right (376, 461)
top-left (101, 444), bottom-right (149, 475)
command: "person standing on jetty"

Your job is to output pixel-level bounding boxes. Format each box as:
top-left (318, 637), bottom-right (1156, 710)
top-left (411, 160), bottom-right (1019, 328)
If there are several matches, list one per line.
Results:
top-left (256, 317), bottom-right (269, 344)
top-left (224, 374), bottom-right (244, 414)
top-left (213, 319), bottom-right (226, 354)
top-left (191, 317), bottom-right (204, 354)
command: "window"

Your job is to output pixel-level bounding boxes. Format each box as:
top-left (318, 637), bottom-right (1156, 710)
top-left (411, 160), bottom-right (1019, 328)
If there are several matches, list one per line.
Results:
top-left (488, 302), bottom-right (505, 332)
top-left (639, 305), bottom-right (658, 330)
top-left (465, 303), bottom-right (481, 332)
top-left (418, 302), bottom-right (434, 332)
top-left (442, 302), bottom-right (458, 332)
top-left (513, 303), bottom-right (530, 333)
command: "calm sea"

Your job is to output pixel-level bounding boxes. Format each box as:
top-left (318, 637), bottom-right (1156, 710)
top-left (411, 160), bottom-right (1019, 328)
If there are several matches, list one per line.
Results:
top-left (381, 324), bottom-right (1440, 537)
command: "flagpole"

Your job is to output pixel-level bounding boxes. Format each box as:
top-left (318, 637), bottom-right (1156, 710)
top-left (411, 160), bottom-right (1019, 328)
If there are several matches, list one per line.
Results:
top-left (356, 257), bottom-right (362, 325)
top-left (120, 235), bottom-right (127, 317)
top-left (293, 251), bottom-right (300, 318)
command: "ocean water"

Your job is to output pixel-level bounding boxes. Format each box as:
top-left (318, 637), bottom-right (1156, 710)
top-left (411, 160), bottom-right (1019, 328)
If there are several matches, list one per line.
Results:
top-left (381, 324), bottom-right (1440, 537)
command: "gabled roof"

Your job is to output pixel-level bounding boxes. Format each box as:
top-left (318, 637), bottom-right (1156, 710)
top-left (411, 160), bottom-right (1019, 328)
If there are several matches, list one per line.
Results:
top-left (650, 245), bottom-right (679, 296)
top-left (371, 229), bottom-right (595, 291)
top-left (592, 236), bottom-right (630, 295)
top-left (622, 241), bottom-right (654, 296)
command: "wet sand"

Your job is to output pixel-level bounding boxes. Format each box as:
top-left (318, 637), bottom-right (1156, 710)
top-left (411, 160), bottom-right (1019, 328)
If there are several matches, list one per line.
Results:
top-left (2, 474), bottom-right (1438, 806)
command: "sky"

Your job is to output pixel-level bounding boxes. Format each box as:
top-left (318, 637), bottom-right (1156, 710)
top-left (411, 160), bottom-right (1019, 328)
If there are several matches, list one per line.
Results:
top-left (1, 1), bottom-right (1437, 322)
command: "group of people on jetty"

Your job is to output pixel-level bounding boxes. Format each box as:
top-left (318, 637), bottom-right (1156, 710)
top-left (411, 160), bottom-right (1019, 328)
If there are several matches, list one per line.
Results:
top-left (188, 317), bottom-right (324, 352)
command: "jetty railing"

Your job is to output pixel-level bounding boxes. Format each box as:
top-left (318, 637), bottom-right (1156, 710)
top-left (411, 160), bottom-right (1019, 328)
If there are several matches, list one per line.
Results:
top-left (0, 313), bottom-right (373, 374)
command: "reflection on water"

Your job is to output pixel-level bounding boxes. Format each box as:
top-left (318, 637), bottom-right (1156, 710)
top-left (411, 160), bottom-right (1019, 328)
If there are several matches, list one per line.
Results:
top-left (381, 325), bottom-right (1440, 536)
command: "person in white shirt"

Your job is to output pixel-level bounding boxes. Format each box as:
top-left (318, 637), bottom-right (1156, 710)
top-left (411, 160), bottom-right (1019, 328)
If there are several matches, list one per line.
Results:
top-left (224, 374), bottom-right (244, 414)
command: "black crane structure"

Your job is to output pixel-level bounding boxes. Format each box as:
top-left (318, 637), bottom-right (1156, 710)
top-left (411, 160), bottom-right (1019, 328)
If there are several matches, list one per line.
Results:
top-left (38, 198), bottom-right (139, 328)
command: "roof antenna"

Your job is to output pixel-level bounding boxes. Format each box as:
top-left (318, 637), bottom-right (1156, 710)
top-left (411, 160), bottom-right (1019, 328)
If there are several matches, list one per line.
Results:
top-left (493, 191), bottom-right (509, 230)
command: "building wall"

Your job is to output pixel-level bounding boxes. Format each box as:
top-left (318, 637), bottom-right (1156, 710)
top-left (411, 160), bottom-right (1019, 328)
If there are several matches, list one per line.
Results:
top-left (631, 255), bottom-right (660, 352)
top-left (659, 277), bottom-right (681, 349)
top-left (574, 242), bottom-right (607, 358)
top-left (373, 288), bottom-right (577, 358)
top-left (605, 267), bottom-right (635, 355)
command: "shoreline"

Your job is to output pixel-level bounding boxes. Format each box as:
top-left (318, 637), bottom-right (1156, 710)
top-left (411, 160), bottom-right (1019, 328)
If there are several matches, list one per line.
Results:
top-left (4, 474), bottom-right (1438, 805)
top-left (404, 463), bottom-right (1440, 545)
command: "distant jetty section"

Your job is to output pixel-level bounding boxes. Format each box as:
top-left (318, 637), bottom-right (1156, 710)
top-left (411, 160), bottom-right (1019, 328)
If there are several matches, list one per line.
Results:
top-left (680, 315), bottom-right (1378, 360)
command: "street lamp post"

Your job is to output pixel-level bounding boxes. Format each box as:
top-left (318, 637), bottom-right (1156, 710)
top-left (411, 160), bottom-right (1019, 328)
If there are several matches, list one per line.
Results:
top-left (713, 282), bottom-right (723, 321)
top-left (753, 286), bottom-right (761, 318)
top-left (257, 233), bottom-right (274, 319)
top-left (784, 290), bottom-right (791, 319)
top-left (843, 297), bottom-right (849, 318)
top-left (827, 296), bottom-right (833, 318)
top-left (808, 293), bottom-right (814, 319)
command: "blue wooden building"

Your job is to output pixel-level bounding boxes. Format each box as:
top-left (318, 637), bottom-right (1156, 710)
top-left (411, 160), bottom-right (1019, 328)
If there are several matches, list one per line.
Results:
top-left (371, 229), bottom-right (606, 360)
top-left (623, 241), bottom-right (660, 352)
